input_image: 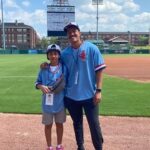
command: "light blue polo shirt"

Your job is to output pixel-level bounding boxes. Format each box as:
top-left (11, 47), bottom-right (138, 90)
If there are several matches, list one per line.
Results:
top-left (61, 41), bottom-right (106, 101)
top-left (35, 63), bottom-right (65, 113)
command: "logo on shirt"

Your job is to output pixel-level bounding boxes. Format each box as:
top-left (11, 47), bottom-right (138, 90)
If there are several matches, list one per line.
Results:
top-left (79, 50), bottom-right (86, 61)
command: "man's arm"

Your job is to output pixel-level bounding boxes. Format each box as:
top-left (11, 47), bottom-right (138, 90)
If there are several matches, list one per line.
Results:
top-left (93, 69), bottom-right (104, 105)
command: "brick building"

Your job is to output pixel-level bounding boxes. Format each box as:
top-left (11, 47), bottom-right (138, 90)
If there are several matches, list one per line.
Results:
top-left (81, 31), bottom-right (149, 45)
top-left (0, 21), bottom-right (40, 50)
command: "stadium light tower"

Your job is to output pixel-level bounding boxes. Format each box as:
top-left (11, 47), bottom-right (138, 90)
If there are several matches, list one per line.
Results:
top-left (1, 0), bottom-right (5, 50)
top-left (92, 0), bottom-right (103, 44)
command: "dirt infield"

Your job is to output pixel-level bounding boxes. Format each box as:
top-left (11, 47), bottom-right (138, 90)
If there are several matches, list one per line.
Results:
top-left (1, 55), bottom-right (150, 150)
top-left (104, 55), bottom-right (150, 82)
top-left (1, 113), bottom-right (150, 150)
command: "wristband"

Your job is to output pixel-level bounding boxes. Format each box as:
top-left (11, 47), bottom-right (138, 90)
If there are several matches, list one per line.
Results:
top-left (96, 88), bottom-right (102, 93)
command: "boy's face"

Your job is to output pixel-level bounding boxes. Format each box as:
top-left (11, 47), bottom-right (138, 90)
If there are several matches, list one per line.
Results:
top-left (47, 51), bottom-right (59, 64)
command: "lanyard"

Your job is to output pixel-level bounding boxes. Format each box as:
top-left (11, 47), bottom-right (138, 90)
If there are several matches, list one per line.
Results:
top-left (49, 63), bottom-right (60, 74)
top-left (47, 63), bottom-right (62, 84)
top-left (72, 48), bottom-right (80, 68)
top-left (71, 49), bottom-right (80, 84)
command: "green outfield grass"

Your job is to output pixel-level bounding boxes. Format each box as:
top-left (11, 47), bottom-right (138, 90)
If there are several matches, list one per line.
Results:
top-left (104, 54), bottom-right (150, 58)
top-left (101, 75), bottom-right (150, 117)
top-left (0, 54), bottom-right (150, 116)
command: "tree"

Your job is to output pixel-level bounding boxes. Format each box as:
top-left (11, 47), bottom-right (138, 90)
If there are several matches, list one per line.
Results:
top-left (49, 37), bottom-right (59, 44)
top-left (39, 37), bottom-right (59, 50)
top-left (139, 36), bottom-right (149, 46)
top-left (40, 37), bottom-right (48, 49)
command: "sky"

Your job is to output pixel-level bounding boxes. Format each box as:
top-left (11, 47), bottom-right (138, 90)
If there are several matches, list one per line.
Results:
top-left (1, 0), bottom-right (150, 37)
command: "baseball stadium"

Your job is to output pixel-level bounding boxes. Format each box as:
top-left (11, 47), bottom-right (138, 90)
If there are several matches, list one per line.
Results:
top-left (0, 0), bottom-right (150, 150)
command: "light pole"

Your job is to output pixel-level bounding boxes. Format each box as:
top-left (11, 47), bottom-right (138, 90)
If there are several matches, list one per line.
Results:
top-left (96, 0), bottom-right (99, 43)
top-left (1, 0), bottom-right (5, 50)
top-left (149, 27), bottom-right (150, 46)
top-left (92, 0), bottom-right (103, 44)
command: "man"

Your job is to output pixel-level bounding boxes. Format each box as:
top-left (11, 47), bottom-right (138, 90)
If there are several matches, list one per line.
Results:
top-left (61, 22), bottom-right (106, 150)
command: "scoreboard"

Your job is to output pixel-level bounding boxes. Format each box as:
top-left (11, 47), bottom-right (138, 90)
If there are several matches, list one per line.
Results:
top-left (47, 5), bottom-right (75, 36)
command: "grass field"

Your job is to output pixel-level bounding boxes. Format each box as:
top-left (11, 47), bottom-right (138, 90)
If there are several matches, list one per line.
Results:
top-left (0, 54), bottom-right (150, 116)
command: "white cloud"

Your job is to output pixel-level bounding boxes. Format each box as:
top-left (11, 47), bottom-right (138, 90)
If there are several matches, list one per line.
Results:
top-left (76, 9), bottom-right (95, 20)
top-left (79, 4), bottom-right (96, 13)
top-left (5, 0), bottom-right (19, 8)
top-left (70, 0), bottom-right (89, 6)
top-left (111, 0), bottom-right (124, 3)
top-left (5, 3), bottom-right (45, 24)
top-left (109, 13), bottom-right (129, 24)
top-left (2, 0), bottom-right (150, 37)
top-left (31, 9), bottom-right (46, 25)
top-left (102, 1), bottom-right (122, 13)
top-left (43, 0), bottom-right (52, 5)
top-left (22, 1), bottom-right (30, 7)
top-left (73, 0), bottom-right (150, 33)
top-left (133, 12), bottom-right (150, 23)
top-left (99, 15), bottom-right (109, 24)
top-left (5, 8), bottom-right (46, 37)
top-left (123, 0), bottom-right (140, 12)
top-left (80, 22), bottom-right (96, 32)
top-left (112, 24), bottom-right (127, 31)
top-left (79, 1), bottom-right (122, 14)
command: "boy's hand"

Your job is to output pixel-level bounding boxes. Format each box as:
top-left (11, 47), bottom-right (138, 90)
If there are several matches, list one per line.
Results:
top-left (37, 85), bottom-right (51, 94)
top-left (40, 62), bottom-right (49, 69)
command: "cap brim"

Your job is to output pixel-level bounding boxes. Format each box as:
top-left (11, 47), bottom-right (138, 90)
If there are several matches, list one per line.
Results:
top-left (64, 25), bottom-right (80, 32)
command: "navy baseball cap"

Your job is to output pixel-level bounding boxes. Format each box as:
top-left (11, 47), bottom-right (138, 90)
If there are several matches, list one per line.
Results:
top-left (46, 44), bottom-right (61, 54)
top-left (64, 22), bottom-right (80, 32)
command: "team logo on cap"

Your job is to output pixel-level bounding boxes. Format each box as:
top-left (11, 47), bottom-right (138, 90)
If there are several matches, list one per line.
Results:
top-left (79, 50), bottom-right (86, 61)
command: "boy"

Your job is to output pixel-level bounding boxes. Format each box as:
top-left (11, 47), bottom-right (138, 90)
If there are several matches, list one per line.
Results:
top-left (35, 44), bottom-right (66, 150)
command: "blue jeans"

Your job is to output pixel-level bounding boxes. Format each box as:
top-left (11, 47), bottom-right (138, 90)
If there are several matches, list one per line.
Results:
top-left (64, 97), bottom-right (103, 150)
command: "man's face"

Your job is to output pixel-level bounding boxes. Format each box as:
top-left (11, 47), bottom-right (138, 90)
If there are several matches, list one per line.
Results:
top-left (67, 27), bottom-right (81, 44)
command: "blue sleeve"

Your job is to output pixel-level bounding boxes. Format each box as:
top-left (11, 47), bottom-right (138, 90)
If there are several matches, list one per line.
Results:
top-left (62, 64), bottom-right (69, 84)
top-left (61, 51), bottom-right (70, 73)
top-left (93, 46), bottom-right (106, 72)
top-left (60, 51), bottom-right (65, 64)
top-left (35, 70), bottom-right (43, 89)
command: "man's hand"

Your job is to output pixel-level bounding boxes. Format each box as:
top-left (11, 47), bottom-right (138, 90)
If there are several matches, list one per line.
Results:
top-left (40, 62), bottom-right (49, 69)
top-left (93, 92), bottom-right (102, 105)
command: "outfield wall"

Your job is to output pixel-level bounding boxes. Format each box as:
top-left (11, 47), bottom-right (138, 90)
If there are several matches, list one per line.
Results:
top-left (0, 49), bottom-right (46, 54)
top-left (0, 49), bottom-right (150, 54)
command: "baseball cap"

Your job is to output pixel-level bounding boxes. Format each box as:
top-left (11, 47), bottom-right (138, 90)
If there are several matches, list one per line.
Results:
top-left (64, 22), bottom-right (80, 32)
top-left (46, 44), bottom-right (61, 54)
